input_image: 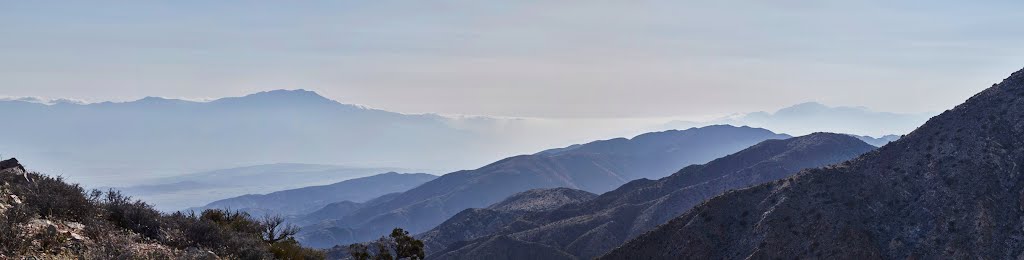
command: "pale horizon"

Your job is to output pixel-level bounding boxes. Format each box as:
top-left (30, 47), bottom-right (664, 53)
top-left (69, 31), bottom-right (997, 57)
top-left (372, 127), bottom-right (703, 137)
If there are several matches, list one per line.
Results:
top-left (4, 1), bottom-right (1023, 118)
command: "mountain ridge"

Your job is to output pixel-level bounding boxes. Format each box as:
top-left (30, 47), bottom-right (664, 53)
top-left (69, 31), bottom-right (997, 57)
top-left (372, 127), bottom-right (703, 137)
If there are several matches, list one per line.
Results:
top-left (429, 133), bottom-right (876, 259)
top-left (665, 101), bottom-right (933, 137)
top-left (191, 172), bottom-right (436, 218)
top-left (416, 188), bottom-right (597, 254)
top-left (295, 125), bottom-right (790, 248)
top-left (603, 68), bottom-right (1024, 259)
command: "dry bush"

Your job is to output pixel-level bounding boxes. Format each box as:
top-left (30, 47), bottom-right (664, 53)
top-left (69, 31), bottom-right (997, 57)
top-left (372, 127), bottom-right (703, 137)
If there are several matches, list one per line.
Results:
top-left (0, 203), bottom-right (35, 255)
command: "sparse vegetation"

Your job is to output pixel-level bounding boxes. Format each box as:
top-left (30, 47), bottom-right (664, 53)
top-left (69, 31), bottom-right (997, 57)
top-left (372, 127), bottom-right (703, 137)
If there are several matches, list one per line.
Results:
top-left (0, 160), bottom-right (325, 259)
top-left (0, 203), bottom-right (34, 255)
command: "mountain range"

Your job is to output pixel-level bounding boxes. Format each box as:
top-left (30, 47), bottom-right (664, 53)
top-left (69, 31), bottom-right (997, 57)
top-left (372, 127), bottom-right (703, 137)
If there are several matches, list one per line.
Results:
top-left (6, 70), bottom-right (1017, 259)
top-left (294, 125), bottom-right (790, 248)
top-left (665, 102), bottom-right (933, 137)
top-left (603, 68), bottom-right (1024, 259)
top-left (0, 90), bottom-right (910, 191)
top-left (428, 133), bottom-right (875, 259)
top-left (1, 89), bottom-right (617, 188)
top-left (114, 163), bottom-right (405, 211)
top-left (189, 172), bottom-right (437, 218)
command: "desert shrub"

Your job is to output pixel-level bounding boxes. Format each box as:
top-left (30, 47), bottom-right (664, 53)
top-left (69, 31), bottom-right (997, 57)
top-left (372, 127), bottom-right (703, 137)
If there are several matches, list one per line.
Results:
top-left (16, 173), bottom-right (94, 222)
top-left (83, 231), bottom-right (152, 260)
top-left (260, 215), bottom-right (300, 244)
top-left (270, 239), bottom-right (325, 260)
top-left (161, 211), bottom-right (212, 248)
top-left (99, 190), bottom-right (163, 239)
top-left (35, 225), bottom-right (72, 253)
top-left (229, 236), bottom-right (276, 260)
top-left (2, 167), bottom-right (322, 260)
top-left (160, 209), bottom-right (291, 259)
top-left (0, 203), bottom-right (35, 255)
top-left (202, 209), bottom-right (264, 236)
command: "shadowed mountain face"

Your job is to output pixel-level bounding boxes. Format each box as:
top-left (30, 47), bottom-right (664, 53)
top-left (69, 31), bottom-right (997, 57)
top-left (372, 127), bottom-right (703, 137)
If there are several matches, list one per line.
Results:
top-left (295, 125), bottom-right (790, 248)
top-left (430, 133), bottom-right (875, 259)
top-left (416, 188), bottom-right (597, 254)
top-left (603, 68), bottom-right (1024, 259)
top-left (293, 193), bottom-right (406, 227)
top-left (190, 172), bottom-right (436, 218)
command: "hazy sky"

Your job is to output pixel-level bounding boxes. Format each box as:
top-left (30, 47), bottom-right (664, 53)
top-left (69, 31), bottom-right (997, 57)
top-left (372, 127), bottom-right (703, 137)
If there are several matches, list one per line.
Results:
top-left (3, 1), bottom-right (1024, 118)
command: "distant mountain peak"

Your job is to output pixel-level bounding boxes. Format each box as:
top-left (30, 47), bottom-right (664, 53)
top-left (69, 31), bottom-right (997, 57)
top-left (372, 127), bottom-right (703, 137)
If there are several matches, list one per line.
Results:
top-left (774, 101), bottom-right (845, 114)
top-left (241, 89), bottom-right (335, 102)
top-left (251, 88), bottom-right (320, 97)
top-left (664, 102), bottom-right (933, 136)
top-left (208, 89), bottom-right (347, 107)
top-left (788, 101), bottom-right (829, 109)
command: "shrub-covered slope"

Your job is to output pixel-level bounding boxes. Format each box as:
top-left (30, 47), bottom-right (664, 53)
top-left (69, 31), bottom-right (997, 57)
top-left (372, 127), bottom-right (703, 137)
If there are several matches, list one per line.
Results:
top-left (604, 68), bottom-right (1024, 259)
top-left (0, 158), bottom-right (323, 259)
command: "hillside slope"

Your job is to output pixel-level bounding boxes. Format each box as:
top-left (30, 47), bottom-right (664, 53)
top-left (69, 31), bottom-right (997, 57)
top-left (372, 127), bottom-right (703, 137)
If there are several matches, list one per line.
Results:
top-left (0, 158), bottom-right (322, 259)
top-left (296, 125), bottom-right (790, 248)
top-left (604, 68), bottom-right (1024, 259)
top-left (486, 188), bottom-right (596, 213)
top-left (294, 193), bottom-right (404, 227)
top-left (432, 133), bottom-right (875, 259)
top-left (417, 188), bottom-right (596, 253)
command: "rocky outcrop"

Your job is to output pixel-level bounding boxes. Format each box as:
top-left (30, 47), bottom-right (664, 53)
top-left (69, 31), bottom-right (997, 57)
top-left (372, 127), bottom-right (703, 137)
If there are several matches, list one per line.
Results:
top-left (0, 158), bottom-right (25, 173)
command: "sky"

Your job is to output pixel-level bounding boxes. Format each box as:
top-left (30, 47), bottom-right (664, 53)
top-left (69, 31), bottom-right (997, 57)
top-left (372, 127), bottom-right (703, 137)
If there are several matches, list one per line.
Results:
top-left (3, 1), bottom-right (1024, 118)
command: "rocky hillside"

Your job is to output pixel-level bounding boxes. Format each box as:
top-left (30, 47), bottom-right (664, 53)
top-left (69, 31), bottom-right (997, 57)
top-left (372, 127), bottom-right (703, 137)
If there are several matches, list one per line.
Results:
top-left (431, 133), bottom-right (875, 259)
top-left (603, 68), bottom-right (1024, 259)
top-left (486, 188), bottom-right (597, 212)
top-left (0, 158), bottom-right (323, 259)
top-left (192, 172), bottom-right (436, 218)
top-left (296, 125), bottom-right (789, 248)
top-left (417, 188), bottom-right (596, 253)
